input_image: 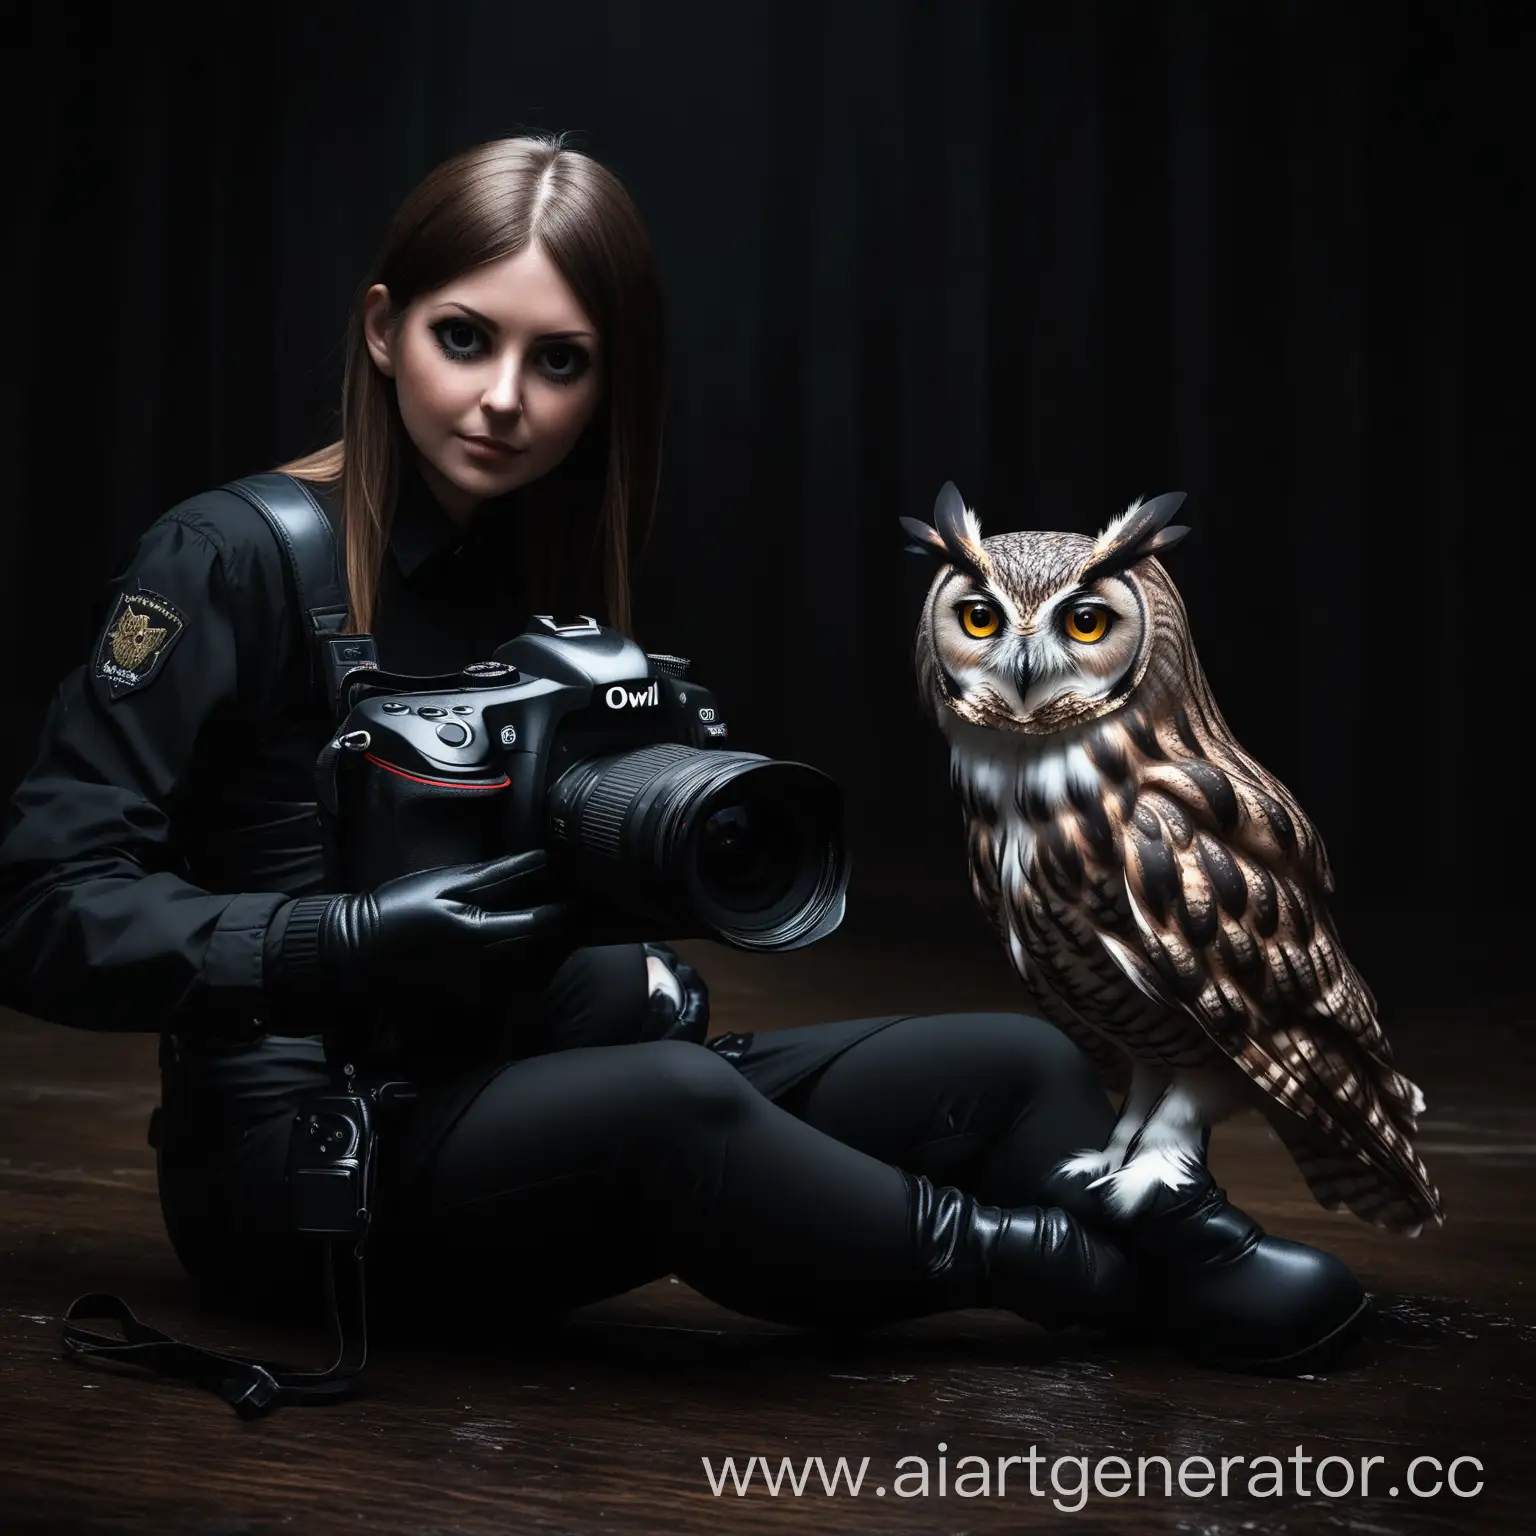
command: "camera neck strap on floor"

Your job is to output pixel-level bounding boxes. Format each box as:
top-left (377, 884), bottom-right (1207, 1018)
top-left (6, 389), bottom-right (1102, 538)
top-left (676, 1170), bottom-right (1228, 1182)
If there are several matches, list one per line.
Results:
top-left (59, 1236), bottom-right (369, 1418)
top-left (58, 1072), bottom-right (410, 1417)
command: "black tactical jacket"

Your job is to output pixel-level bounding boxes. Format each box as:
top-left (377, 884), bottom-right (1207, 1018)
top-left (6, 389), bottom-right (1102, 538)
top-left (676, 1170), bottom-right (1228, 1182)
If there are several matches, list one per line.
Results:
top-left (0, 464), bottom-right (561, 1241)
top-left (0, 463), bottom-right (540, 1031)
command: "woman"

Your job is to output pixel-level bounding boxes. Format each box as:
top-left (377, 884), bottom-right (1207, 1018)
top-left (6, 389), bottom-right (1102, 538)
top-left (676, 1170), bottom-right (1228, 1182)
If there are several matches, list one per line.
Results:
top-left (0, 136), bottom-right (1364, 1372)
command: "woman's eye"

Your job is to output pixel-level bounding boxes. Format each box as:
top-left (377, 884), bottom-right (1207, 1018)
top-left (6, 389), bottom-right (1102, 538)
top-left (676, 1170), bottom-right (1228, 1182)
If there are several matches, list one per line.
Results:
top-left (1063, 605), bottom-right (1110, 643)
top-left (431, 320), bottom-right (486, 361)
top-left (538, 342), bottom-right (590, 385)
top-left (960, 602), bottom-right (1000, 639)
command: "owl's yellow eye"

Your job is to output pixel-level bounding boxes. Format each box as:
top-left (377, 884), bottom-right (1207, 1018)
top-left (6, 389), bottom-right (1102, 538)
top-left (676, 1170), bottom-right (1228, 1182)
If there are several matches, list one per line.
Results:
top-left (1063, 605), bottom-right (1110, 643)
top-left (960, 602), bottom-right (1000, 639)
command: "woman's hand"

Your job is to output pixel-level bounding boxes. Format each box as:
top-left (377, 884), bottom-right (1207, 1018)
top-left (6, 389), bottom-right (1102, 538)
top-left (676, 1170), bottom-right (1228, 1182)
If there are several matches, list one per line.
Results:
top-left (640, 942), bottom-right (710, 1045)
top-left (265, 849), bottom-right (572, 1007)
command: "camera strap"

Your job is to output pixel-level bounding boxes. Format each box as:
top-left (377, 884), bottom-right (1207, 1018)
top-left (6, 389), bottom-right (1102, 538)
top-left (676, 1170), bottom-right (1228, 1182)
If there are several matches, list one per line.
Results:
top-left (59, 473), bottom-right (387, 1413)
top-left (59, 1074), bottom-right (403, 1417)
top-left (220, 472), bottom-right (379, 718)
top-left (59, 1238), bottom-right (369, 1418)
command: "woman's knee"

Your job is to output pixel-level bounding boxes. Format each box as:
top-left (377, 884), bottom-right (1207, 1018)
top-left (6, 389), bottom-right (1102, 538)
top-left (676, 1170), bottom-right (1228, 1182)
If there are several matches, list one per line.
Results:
top-left (895, 1011), bottom-right (1108, 1105)
top-left (628, 1039), bottom-right (758, 1133)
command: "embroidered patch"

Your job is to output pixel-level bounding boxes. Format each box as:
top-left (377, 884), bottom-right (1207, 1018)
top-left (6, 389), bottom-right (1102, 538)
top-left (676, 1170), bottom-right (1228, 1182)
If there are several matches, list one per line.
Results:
top-left (94, 588), bottom-right (188, 699)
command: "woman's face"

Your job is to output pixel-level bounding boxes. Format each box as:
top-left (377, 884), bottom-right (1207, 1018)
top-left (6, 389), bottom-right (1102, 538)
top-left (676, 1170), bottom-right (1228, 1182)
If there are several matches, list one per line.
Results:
top-left (363, 243), bottom-right (604, 521)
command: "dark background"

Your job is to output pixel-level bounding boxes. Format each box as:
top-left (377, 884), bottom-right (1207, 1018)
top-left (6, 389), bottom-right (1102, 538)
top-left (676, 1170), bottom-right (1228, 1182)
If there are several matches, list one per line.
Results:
top-left (1, 0), bottom-right (1528, 993)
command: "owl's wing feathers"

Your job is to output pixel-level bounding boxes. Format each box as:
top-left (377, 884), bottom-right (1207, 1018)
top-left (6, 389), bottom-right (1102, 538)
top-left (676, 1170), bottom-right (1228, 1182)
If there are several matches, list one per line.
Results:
top-left (965, 815), bottom-right (1133, 1092)
top-left (1113, 757), bottom-right (1442, 1231)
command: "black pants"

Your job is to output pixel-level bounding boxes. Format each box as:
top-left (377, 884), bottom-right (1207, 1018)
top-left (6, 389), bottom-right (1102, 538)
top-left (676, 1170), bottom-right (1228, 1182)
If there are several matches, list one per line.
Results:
top-left (186, 950), bottom-right (1117, 1333)
top-left (363, 1023), bottom-right (1116, 1333)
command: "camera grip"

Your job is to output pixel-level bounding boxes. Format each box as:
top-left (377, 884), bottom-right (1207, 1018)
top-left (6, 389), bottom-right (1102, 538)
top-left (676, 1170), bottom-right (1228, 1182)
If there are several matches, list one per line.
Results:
top-left (330, 746), bottom-right (508, 891)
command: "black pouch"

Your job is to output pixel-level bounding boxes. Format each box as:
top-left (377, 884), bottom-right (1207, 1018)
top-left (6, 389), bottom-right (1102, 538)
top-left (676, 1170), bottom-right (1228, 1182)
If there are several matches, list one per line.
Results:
top-left (60, 1076), bottom-right (415, 1417)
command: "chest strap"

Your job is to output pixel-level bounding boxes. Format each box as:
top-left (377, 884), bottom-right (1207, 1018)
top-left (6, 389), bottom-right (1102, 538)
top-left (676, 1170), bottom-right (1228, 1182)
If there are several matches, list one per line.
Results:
top-left (221, 472), bottom-right (377, 720)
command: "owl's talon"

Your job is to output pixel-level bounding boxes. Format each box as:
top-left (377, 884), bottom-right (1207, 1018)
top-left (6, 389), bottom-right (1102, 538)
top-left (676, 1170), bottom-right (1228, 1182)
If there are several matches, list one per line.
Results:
top-left (1095, 1149), bottom-right (1204, 1219)
top-left (1052, 1149), bottom-right (1117, 1185)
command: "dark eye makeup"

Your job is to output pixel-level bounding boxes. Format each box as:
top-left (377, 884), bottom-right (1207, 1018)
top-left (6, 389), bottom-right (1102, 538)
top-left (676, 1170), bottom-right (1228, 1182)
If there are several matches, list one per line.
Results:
top-left (428, 319), bottom-right (592, 385)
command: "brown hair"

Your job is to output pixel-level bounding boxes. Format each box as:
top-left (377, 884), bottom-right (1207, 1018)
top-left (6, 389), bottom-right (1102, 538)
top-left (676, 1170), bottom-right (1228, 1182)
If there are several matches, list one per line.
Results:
top-left (277, 135), bottom-right (666, 636)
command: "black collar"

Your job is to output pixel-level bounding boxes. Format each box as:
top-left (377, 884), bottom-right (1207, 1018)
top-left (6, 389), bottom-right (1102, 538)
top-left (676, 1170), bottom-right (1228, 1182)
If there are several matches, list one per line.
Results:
top-left (389, 457), bottom-right (520, 581)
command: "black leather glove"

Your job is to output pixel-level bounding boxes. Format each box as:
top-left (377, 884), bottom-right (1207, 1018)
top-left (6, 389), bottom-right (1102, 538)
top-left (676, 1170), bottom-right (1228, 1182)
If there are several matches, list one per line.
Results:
top-left (639, 941), bottom-right (710, 1044)
top-left (264, 849), bottom-right (571, 1008)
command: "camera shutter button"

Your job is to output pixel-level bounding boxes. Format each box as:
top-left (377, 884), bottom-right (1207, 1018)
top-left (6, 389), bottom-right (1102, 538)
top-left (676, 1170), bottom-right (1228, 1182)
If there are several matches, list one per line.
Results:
top-left (462, 661), bottom-right (519, 685)
top-left (436, 721), bottom-right (470, 747)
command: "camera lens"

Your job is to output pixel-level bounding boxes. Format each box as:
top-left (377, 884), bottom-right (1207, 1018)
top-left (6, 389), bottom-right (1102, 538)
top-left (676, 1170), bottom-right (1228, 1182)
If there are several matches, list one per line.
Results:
top-left (698, 804), bottom-right (783, 900)
top-left (546, 745), bottom-right (848, 950)
top-left (696, 800), bottom-right (802, 910)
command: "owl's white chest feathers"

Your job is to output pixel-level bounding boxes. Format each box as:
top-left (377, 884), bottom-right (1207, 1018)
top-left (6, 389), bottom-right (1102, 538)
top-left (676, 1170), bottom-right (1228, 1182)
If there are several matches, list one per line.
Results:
top-left (940, 711), bottom-right (1211, 1064)
top-left (941, 712), bottom-right (1100, 898)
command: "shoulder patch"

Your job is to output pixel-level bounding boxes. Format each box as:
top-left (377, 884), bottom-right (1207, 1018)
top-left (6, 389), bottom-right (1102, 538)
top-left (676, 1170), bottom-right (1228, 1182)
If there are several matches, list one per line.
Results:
top-left (94, 588), bottom-right (188, 699)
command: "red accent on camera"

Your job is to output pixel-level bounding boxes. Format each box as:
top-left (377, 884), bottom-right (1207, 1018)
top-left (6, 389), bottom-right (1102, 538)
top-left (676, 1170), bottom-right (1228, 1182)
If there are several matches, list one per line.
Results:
top-left (363, 752), bottom-right (510, 791)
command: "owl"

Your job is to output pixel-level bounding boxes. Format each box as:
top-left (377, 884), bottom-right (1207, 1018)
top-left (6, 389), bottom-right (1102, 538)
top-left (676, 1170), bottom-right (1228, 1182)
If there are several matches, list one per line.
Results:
top-left (902, 481), bottom-right (1443, 1235)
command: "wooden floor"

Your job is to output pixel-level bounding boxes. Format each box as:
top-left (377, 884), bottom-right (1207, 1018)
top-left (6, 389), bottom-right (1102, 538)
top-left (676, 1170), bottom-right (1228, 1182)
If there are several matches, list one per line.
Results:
top-left (2, 926), bottom-right (1533, 1533)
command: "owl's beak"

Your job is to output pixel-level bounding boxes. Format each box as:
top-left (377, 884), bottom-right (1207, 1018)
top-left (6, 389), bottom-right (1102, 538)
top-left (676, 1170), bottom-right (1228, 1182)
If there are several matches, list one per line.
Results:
top-left (1013, 657), bottom-right (1033, 705)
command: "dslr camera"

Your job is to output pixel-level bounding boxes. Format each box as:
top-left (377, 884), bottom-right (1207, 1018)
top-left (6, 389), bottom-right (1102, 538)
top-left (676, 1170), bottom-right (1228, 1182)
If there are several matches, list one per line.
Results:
top-left (316, 615), bottom-right (851, 962)
top-left (283, 618), bottom-right (851, 1334)
top-left (265, 619), bottom-right (850, 1403)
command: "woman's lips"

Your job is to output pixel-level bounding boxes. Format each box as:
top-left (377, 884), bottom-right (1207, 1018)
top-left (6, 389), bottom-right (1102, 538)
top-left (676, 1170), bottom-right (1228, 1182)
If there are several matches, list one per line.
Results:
top-left (458, 434), bottom-right (527, 460)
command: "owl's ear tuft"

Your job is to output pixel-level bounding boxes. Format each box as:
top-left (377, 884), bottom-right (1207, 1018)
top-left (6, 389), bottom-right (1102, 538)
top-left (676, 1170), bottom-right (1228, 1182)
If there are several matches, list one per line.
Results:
top-left (899, 515), bottom-right (948, 561)
top-left (1081, 491), bottom-right (1190, 583)
top-left (926, 481), bottom-right (992, 582)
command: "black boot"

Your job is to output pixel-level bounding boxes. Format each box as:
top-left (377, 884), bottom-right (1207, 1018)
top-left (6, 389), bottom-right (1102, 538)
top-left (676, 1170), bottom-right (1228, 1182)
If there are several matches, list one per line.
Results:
top-left (1049, 1162), bottom-right (1370, 1373)
top-left (902, 1172), bottom-right (1145, 1332)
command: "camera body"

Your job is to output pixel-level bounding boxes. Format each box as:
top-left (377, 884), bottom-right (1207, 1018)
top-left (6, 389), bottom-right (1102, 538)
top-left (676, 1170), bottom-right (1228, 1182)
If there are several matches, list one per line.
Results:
top-left (292, 619), bottom-right (848, 1237)
top-left (324, 617), bottom-right (725, 892)
top-left (317, 616), bottom-right (849, 953)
